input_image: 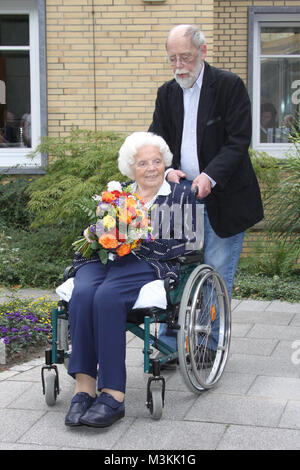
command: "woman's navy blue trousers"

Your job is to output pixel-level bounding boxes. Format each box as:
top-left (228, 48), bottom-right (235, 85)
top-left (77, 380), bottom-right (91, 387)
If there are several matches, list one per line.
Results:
top-left (68, 254), bottom-right (157, 393)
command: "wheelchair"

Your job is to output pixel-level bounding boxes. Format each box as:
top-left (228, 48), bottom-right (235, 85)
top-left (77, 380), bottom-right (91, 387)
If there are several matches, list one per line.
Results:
top-left (41, 252), bottom-right (231, 420)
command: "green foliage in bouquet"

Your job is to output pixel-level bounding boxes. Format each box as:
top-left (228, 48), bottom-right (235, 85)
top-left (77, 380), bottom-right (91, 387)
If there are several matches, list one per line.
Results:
top-left (26, 129), bottom-right (128, 237)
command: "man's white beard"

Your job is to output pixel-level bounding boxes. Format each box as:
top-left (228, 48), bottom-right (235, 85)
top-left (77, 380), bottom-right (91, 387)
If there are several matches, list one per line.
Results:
top-left (174, 56), bottom-right (203, 89)
top-left (174, 72), bottom-right (197, 88)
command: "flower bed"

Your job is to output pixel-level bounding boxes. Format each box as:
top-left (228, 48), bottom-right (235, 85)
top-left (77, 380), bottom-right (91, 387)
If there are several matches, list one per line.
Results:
top-left (0, 296), bottom-right (56, 363)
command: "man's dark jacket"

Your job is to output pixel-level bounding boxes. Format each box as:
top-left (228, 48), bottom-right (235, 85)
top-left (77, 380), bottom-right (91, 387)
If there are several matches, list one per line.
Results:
top-left (149, 62), bottom-right (264, 238)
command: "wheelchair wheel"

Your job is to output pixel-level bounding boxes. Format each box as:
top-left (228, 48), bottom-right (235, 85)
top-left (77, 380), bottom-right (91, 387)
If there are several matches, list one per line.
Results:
top-left (44, 372), bottom-right (58, 406)
top-left (149, 385), bottom-right (163, 420)
top-left (177, 264), bottom-right (231, 393)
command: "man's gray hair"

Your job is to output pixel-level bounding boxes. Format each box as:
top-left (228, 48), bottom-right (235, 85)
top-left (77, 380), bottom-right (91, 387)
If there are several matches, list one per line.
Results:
top-left (118, 131), bottom-right (173, 179)
top-left (166, 24), bottom-right (206, 50)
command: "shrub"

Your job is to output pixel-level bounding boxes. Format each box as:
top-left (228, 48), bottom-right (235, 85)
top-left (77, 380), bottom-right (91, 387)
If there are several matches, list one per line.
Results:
top-left (239, 236), bottom-right (299, 277)
top-left (0, 232), bottom-right (21, 284)
top-left (265, 133), bottom-right (300, 251)
top-left (234, 271), bottom-right (300, 303)
top-left (26, 130), bottom-right (128, 242)
top-left (0, 226), bottom-right (72, 287)
top-left (249, 149), bottom-right (280, 201)
top-left (0, 178), bottom-right (31, 230)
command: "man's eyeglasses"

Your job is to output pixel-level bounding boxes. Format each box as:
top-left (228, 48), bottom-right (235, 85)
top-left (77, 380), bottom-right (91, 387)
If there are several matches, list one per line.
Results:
top-left (167, 53), bottom-right (196, 66)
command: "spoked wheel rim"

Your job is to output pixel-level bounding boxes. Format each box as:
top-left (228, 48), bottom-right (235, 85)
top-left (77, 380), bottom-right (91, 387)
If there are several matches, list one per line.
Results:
top-left (177, 265), bottom-right (231, 393)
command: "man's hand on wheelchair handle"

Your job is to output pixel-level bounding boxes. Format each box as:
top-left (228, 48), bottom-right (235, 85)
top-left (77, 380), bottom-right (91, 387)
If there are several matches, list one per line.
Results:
top-left (191, 173), bottom-right (211, 199)
top-left (166, 170), bottom-right (211, 198)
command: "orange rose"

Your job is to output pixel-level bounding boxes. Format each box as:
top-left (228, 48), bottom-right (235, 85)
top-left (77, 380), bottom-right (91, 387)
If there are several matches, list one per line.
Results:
top-left (118, 209), bottom-right (133, 225)
top-left (126, 197), bottom-right (138, 208)
top-left (98, 233), bottom-right (118, 249)
top-left (116, 243), bottom-right (131, 257)
top-left (128, 206), bottom-right (137, 218)
top-left (101, 191), bottom-right (117, 203)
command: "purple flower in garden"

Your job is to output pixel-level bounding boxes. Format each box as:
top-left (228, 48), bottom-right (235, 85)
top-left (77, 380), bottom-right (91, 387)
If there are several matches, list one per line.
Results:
top-left (21, 325), bottom-right (30, 331)
top-left (11, 328), bottom-right (19, 333)
top-left (25, 313), bottom-right (38, 322)
top-left (0, 327), bottom-right (9, 334)
top-left (3, 337), bottom-right (10, 344)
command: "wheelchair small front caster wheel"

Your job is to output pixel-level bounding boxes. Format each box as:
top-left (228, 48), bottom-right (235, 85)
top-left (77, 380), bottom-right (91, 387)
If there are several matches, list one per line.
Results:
top-left (42, 365), bottom-right (59, 406)
top-left (44, 372), bottom-right (58, 406)
top-left (42, 364), bottom-right (60, 406)
top-left (148, 384), bottom-right (164, 420)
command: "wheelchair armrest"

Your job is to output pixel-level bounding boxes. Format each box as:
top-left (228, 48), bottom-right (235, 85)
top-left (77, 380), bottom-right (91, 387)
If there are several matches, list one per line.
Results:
top-left (63, 265), bottom-right (75, 281)
top-left (164, 276), bottom-right (177, 306)
top-left (177, 251), bottom-right (203, 265)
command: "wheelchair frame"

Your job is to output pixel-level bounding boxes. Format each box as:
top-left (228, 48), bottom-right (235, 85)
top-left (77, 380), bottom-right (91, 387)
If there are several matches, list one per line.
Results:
top-left (41, 252), bottom-right (231, 420)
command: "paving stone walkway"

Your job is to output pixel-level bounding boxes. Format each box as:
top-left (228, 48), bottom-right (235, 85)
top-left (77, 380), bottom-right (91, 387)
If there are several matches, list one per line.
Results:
top-left (0, 288), bottom-right (300, 450)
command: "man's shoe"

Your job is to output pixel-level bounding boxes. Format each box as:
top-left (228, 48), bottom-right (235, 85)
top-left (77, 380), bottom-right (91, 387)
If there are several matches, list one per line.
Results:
top-left (80, 392), bottom-right (125, 428)
top-left (65, 392), bottom-right (95, 427)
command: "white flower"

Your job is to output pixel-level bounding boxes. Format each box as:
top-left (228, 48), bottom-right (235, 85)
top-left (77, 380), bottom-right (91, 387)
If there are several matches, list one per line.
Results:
top-left (107, 181), bottom-right (122, 192)
top-left (92, 194), bottom-right (102, 201)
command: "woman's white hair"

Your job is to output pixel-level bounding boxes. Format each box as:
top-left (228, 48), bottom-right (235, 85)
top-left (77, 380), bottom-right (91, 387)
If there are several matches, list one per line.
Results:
top-left (118, 131), bottom-right (173, 178)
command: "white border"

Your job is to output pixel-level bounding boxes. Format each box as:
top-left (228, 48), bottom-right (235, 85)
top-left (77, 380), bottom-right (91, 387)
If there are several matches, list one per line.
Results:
top-left (252, 13), bottom-right (300, 158)
top-left (0, 0), bottom-right (41, 168)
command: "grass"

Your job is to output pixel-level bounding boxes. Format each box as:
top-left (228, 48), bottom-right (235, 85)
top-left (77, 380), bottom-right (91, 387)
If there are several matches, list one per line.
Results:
top-left (233, 270), bottom-right (300, 303)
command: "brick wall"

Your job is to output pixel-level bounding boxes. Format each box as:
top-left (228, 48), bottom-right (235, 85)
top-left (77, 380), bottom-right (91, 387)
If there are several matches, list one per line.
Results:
top-left (46, 0), bottom-right (214, 136)
top-left (46, 0), bottom-right (300, 136)
top-left (213, 0), bottom-right (300, 84)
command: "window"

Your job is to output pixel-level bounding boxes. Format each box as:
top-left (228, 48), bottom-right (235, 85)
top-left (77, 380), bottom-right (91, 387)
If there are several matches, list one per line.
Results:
top-left (0, 0), bottom-right (46, 173)
top-left (249, 8), bottom-right (300, 157)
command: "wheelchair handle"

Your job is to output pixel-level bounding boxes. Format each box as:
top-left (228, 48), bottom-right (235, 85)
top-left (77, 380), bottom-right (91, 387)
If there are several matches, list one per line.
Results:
top-left (191, 186), bottom-right (198, 197)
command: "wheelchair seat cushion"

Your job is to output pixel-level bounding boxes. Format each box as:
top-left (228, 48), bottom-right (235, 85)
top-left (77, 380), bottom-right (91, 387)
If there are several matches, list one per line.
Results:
top-left (56, 278), bottom-right (167, 310)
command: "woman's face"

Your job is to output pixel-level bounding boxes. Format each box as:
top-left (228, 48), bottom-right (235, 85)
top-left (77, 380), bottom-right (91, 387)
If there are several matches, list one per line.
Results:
top-left (131, 144), bottom-right (165, 192)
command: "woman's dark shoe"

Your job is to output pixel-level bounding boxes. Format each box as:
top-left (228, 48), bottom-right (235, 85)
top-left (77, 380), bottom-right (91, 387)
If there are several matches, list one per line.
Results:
top-left (80, 392), bottom-right (125, 428)
top-left (65, 392), bottom-right (96, 427)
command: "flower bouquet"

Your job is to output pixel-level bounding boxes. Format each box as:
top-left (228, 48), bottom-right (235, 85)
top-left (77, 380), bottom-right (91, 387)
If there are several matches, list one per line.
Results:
top-left (72, 181), bottom-right (153, 264)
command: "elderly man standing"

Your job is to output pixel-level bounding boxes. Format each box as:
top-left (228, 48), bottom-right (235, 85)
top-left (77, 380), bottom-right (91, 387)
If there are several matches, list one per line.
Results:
top-left (149, 24), bottom-right (264, 356)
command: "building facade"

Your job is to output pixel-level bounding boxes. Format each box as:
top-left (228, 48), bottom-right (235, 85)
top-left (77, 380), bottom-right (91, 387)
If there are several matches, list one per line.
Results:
top-left (0, 0), bottom-right (299, 173)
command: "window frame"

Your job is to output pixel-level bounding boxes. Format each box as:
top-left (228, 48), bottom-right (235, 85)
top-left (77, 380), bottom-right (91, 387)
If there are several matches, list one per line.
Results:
top-left (248, 6), bottom-right (300, 158)
top-left (0, 0), bottom-right (46, 174)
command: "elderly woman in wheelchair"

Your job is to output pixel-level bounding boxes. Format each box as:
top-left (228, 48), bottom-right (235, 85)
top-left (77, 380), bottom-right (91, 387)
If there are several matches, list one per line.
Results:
top-left (42, 131), bottom-right (231, 427)
top-left (61, 131), bottom-right (205, 428)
